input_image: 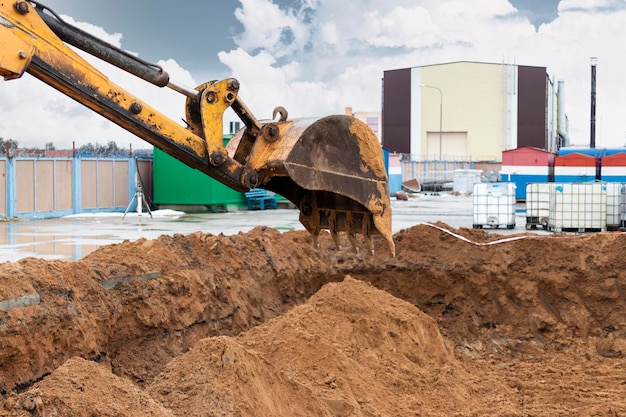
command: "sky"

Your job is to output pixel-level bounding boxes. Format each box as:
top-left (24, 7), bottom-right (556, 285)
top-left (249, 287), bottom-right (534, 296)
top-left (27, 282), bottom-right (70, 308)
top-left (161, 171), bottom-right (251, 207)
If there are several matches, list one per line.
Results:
top-left (1, 0), bottom-right (626, 150)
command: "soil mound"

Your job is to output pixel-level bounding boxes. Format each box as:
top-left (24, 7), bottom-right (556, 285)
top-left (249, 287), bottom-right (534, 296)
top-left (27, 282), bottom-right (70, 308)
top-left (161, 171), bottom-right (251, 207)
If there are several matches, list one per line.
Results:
top-left (1, 223), bottom-right (625, 415)
top-left (2, 357), bottom-right (172, 417)
top-left (148, 276), bottom-right (471, 416)
top-left (148, 336), bottom-right (324, 417)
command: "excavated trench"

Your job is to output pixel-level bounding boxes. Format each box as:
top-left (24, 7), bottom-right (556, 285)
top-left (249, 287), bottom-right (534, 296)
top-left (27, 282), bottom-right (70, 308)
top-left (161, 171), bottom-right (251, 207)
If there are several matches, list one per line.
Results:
top-left (1, 224), bottom-right (625, 416)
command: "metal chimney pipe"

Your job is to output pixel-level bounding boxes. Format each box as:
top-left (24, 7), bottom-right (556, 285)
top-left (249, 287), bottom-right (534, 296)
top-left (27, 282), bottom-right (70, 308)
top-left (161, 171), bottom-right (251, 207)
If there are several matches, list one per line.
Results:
top-left (590, 57), bottom-right (597, 148)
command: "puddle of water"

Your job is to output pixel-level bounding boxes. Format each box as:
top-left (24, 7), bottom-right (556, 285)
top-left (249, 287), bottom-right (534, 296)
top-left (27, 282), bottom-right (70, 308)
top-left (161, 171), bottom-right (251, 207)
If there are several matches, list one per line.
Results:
top-left (0, 196), bottom-right (501, 263)
top-left (0, 209), bottom-right (305, 262)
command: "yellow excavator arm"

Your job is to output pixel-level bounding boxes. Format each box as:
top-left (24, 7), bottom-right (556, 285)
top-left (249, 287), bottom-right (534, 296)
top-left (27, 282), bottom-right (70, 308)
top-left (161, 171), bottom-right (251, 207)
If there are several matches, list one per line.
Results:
top-left (0, 1), bottom-right (394, 255)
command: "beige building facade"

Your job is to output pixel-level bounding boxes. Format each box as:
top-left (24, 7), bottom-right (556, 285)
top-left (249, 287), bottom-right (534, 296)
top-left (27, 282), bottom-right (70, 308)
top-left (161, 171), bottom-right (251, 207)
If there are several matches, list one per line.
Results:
top-left (383, 61), bottom-right (564, 163)
top-left (417, 62), bottom-right (516, 161)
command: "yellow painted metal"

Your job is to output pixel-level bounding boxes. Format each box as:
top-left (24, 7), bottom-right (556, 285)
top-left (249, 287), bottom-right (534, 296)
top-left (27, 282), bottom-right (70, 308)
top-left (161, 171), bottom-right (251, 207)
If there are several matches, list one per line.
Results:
top-left (187, 79), bottom-right (239, 152)
top-left (0, 28), bottom-right (35, 80)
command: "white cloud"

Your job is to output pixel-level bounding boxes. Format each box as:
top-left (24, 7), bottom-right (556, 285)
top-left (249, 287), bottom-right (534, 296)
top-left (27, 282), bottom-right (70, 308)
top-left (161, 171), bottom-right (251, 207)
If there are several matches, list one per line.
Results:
top-left (217, 0), bottom-right (626, 147)
top-left (0, 15), bottom-right (194, 149)
top-left (2, 0), bottom-right (626, 150)
top-left (233, 0), bottom-right (310, 59)
top-left (71, 18), bottom-right (123, 48)
top-left (523, 2), bottom-right (626, 146)
top-left (319, 22), bottom-right (338, 46)
top-left (559, 0), bottom-right (624, 12)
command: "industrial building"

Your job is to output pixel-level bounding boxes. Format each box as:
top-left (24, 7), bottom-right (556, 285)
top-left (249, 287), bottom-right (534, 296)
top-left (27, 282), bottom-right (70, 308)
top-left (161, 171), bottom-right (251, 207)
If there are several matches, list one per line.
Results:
top-left (382, 61), bottom-right (568, 161)
top-left (380, 61), bottom-right (569, 194)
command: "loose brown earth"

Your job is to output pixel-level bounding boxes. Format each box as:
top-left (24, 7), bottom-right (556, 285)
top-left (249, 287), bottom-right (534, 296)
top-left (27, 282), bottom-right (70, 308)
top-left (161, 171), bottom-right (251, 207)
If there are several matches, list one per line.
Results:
top-left (1, 223), bottom-right (625, 416)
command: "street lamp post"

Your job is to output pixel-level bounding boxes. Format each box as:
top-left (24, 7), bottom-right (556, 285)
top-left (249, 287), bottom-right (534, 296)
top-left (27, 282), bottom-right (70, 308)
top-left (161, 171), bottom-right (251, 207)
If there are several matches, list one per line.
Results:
top-left (419, 84), bottom-right (443, 160)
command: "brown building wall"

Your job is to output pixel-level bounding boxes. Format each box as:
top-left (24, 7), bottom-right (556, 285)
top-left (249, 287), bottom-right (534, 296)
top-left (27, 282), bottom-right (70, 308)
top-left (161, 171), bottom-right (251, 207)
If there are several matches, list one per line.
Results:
top-left (55, 160), bottom-right (73, 211)
top-left (114, 160), bottom-right (129, 206)
top-left (16, 160), bottom-right (35, 213)
top-left (97, 161), bottom-right (114, 207)
top-left (382, 68), bottom-right (412, 153)
top-left (36, 160), bottom-right (55, 212)
top-left (0, 160), bottom-right (5, 215)
top-left (81, 160), bottom-right (130, 209)
top-left (517, 66), bottom-right (547, 149)
top-left (137, 159), bottom-right (153, 201)
top-left (81, 160), bottom-right (98, 209)
top-left (13, 160), bottom-right (74, 214)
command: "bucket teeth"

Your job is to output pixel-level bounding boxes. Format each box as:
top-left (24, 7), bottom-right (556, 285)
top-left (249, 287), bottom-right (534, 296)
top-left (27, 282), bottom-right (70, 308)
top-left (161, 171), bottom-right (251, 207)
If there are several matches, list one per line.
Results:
top-left (307, 228), bottom-right (375, 254)
top-left (330, 230), bottom-right (341, 250)
top-left (312, 230), bottom-right (320, 249)
top-left (361, 213), bottom-right (374, 254)
top-left (347, 234), bottom-right (359, 253)
top-left (302, 207), bottom-right (383, 254)
top-left (364, 235), bottom-right (374, 255)
top-left (345, 212), bottom-right (358, 253)
top-left (328, 210), bottom-right (341, 250)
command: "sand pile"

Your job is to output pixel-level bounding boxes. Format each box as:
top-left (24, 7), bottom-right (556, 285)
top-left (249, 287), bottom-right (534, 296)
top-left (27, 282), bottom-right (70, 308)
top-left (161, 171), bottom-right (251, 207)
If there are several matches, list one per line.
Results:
top-left (148, 276), bottom-right (471, 416)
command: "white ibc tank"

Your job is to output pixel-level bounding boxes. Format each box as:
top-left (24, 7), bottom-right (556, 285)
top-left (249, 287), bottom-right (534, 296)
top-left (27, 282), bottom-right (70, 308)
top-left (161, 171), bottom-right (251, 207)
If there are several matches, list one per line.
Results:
top-left (548, 183), bottom-right (607, 231)
top-left (453, 169), bottom-right (483, 194)
top-left (473, 182), bottom-right (516, 229)
top-left (605, 182), bottom-right (624, 229)
top-left (525, 183), bottom-right (551, 229)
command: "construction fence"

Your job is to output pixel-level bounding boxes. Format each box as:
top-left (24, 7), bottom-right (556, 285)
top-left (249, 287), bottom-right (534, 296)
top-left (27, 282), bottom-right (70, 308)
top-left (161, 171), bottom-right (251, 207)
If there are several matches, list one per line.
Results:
top-left (0, 156), bottom-right (153, 219)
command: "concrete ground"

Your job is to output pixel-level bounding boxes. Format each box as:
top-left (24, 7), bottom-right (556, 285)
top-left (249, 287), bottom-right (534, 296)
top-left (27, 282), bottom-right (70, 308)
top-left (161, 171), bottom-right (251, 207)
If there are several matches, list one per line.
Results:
top-left (0, 193), bottom-right (541, 263)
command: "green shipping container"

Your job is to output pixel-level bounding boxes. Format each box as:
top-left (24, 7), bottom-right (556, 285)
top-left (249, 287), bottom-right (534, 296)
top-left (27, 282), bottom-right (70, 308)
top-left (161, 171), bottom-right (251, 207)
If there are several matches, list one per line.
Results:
top-left (153, 146), bottom-right (246, 208)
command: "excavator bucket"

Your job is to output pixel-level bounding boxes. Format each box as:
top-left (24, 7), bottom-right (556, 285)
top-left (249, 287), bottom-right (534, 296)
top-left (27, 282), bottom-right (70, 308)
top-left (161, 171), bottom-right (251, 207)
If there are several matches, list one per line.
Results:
top-left (227, 114), bottom-right (395, 256)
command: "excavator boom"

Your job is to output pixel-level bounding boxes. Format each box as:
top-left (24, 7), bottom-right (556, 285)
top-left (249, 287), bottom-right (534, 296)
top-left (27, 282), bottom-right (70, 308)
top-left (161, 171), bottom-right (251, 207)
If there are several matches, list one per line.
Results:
top-left (0, 1), bottom-right (394, 255)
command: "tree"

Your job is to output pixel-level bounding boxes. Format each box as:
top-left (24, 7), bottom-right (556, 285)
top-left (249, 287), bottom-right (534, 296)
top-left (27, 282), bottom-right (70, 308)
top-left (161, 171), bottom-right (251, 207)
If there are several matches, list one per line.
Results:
top-left (105, 140), bottom-right (120, 153)
top-left (78, 141), bottom-right (126, 156)
top-left (79, 142), bottom-right (96, 152)
top-left (45, 142), bottom-right (55, 150)
top-left (0, 138), bottom-right (19, 154)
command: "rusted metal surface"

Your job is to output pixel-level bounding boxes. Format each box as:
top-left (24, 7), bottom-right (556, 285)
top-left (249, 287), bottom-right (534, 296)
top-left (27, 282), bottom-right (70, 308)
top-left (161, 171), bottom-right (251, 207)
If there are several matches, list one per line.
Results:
top-left (228, 115), bottom-right (395, 256)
